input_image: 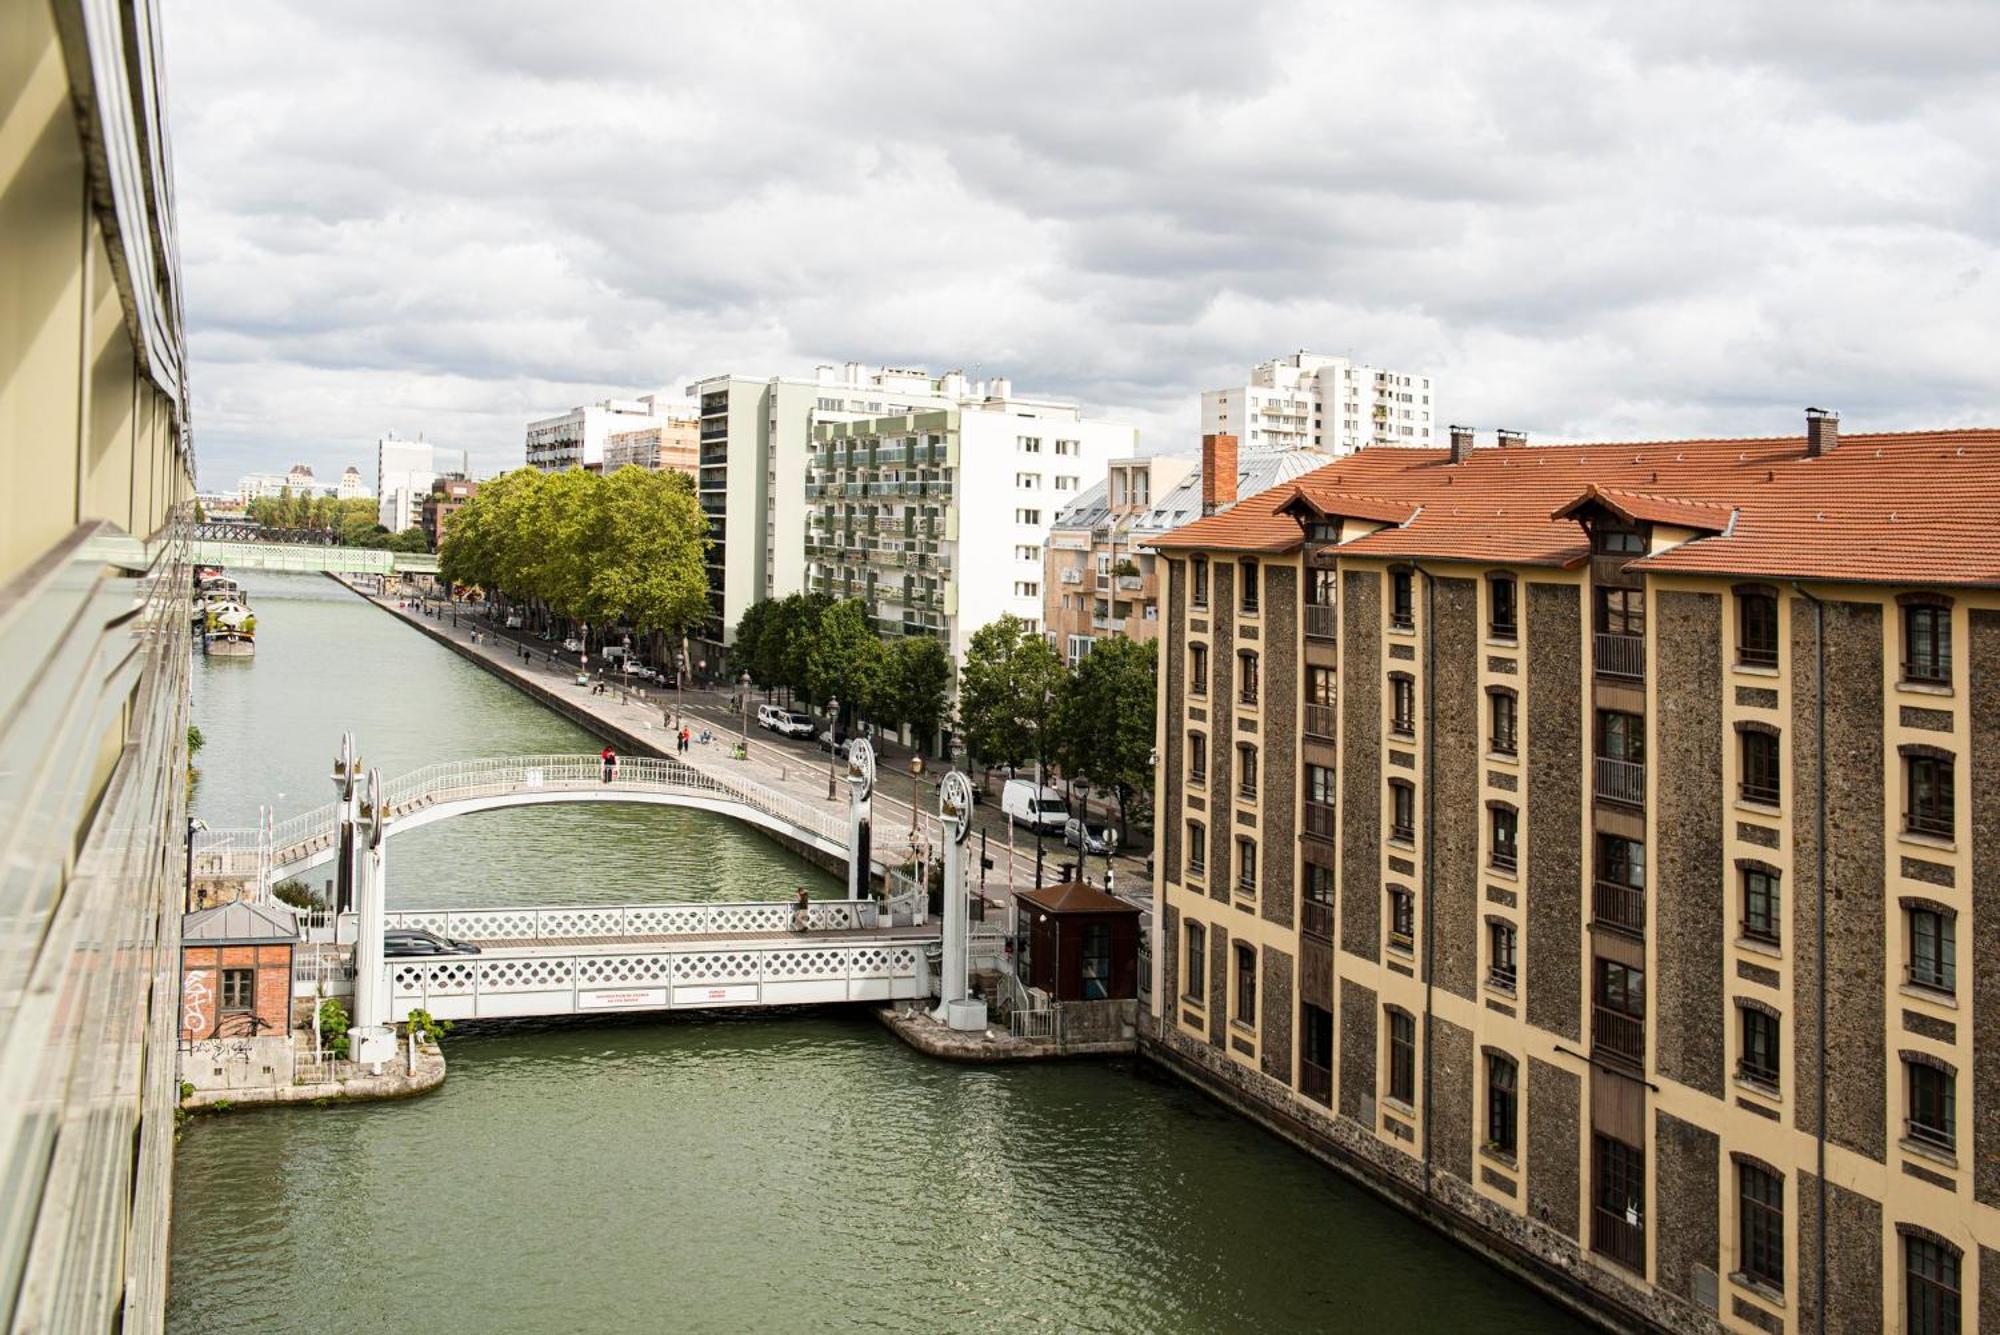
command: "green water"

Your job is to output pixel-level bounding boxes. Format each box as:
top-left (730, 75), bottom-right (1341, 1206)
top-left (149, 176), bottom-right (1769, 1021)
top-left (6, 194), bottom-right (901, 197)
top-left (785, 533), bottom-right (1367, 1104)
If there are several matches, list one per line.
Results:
top-left (168, 574), bottom-right (1586, 1333)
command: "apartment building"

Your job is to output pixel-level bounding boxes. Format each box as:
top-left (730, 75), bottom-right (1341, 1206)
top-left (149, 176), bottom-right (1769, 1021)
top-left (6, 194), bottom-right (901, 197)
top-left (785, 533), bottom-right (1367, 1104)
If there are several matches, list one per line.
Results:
top-left (524, 394), bottom-right (678, 471)
top-left (421, 476), bottom-right (478, 550)
top-left (377, 434), bottom-right (467, 533)
top-left (805, 386), bottom-right (1135, 666)
top-left (1146, 412), bottom-right (2000, 1334)
top-left (601, 415), bottom-right (699, 477)
top-left (1201, 350), bottom-right (1438, 454)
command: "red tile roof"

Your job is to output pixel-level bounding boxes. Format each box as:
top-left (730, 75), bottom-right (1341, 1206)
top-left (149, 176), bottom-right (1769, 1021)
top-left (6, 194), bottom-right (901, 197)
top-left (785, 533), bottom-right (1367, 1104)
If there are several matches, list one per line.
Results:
top-left (1147, 429), bottom-right (2000, 587)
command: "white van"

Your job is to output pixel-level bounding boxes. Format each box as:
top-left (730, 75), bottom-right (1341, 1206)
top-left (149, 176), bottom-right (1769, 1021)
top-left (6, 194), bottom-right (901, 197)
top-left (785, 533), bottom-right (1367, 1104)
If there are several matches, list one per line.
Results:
top-left (1002, 779), bottom-right (1069, 832)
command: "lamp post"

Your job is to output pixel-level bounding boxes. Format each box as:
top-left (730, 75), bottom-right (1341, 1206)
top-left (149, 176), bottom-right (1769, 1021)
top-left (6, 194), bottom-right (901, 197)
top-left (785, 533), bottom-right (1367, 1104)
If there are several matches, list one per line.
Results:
top-left (183, 816), bottom-right (207, 914)
top-left (825, 694), bottom-right (841, 799)
top-left (738, 671), bottom-right (752, 747)
top-left (909, 754), bottom-right (925, 831)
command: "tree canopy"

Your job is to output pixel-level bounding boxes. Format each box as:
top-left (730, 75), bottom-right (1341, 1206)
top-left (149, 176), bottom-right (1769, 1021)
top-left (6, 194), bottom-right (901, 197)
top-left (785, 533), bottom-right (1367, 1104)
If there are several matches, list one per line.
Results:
top-left (957, 613), bottom-right (1064, 779)
top-left (1054, 636), bottom-right (1157, 836)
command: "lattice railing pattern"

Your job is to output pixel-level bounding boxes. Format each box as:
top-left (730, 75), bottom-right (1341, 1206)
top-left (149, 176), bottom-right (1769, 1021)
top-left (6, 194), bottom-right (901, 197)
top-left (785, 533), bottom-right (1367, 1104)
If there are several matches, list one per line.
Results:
top-left (372, 897), bottom-right (875, 942)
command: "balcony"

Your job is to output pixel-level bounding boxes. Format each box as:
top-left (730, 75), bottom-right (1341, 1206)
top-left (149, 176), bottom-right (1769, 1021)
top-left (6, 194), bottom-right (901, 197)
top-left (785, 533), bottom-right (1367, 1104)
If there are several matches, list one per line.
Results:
top-left (1592, 881), bottom-right (1645, 935)
top-left (1304, 603), bottom-right (1337, 640)
top-left (1304, 703), bottom-right (1336, 739)
top-left (1060, 569), bottom-right (1083, 585)
top-left (1592, 1006), bottom-right (1645, 1068)
top-left (1594, 756), bottom-right (1645, 807)
top-left (1591, 1208), bottom-right (1646, 1275)
top-left (1595, 632), bottom-right (1644, 681)
top-left (1302, 898), bottom-right (1334, 941)
top-left (1305, 801), bottom-right (1336, 840)
top-left (1301, 1058), bottom-right (1333, 1107)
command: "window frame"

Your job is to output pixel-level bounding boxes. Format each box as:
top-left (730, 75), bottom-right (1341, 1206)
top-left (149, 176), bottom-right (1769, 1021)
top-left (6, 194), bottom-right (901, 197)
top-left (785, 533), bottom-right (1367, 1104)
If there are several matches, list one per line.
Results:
top-left (1739, 726), bottom-right (1781, 806)
top-left (1238, 650), bottom-right (1260, 706)
top-left (1237, 742), bottom-right (1258, 800)
top-left (1390, 673), bottom-right (1416, 736)
top-left (1184, 921), bottom-right (1206, 1001)
top-left (1487, 574), bottom-right (1518, 640)
top-left (1485, 1052), bottom-right (1519, 1156)
top-left (1387, 1008), bottom-right (1416, 1105)
top-left (1901, 596), bottom-right (1952, 686)
top-left (1741, 863), bottom-right (1781, 944)
top-left (1904, 748), bottom-right (1956, 839)
top-left (1390, 569), bottom-right (1415, 629)
top-left (220, 967), bottom-right (255, 1013)
top-left (1387, 886), bottom-right (1415, 952)
top-left (1240, 560), bottom-right (1260, 615)
top-left (1487, 918), bottom-right (1518, 991)
top-left (1236, 837), bottom-right (1258, 897)
top-left (1234, 942), bottom-right (1257, 1025)
top-left (1736, 584), bottom-right (1779, 668)
top-left (1190, 556), bottom-right (1209, 610)
top-left (1489, 803), bottom-right (1519, 874)
top-left (1906, 1056), bottom-right (1956, 1152)
top-left (1388, 779), bottom-right (1416, 844)
top-left (1905, 1231), bottom-right (1962, 1335)
top-left (1736, 1159), bottom-right (1785, 1292)
top-left (1488, 687), bottom-right (1518, 756)
top-left (1906, 901), bottom-right (1957, 994)
top-left (1186, 821), bottom-right (1207, 878)
top-left (1189, 643), bottom-right (1208, 697)
top-left (1738, 1002), bottom-right (1781, 1088)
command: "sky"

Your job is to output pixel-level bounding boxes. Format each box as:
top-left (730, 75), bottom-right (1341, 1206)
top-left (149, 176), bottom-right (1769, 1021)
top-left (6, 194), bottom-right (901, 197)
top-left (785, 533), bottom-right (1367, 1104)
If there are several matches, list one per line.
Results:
top-left (164, 0), bottom-right (2000, 491)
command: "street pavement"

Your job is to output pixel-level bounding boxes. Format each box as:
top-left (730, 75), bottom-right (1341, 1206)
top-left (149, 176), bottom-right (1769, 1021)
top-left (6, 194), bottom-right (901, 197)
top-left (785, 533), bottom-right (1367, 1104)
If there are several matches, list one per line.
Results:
top-left (384, 596), bottom-right (1155, 913)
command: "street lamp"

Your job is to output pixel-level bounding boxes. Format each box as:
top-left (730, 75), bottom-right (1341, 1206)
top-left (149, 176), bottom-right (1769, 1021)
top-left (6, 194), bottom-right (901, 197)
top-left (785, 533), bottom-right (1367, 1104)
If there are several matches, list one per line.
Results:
top-left (184, 816), bottom-right (207, 914)
top-left (825, 694), bottom-right (841, 799)
top-left (738, 671), bottom-right (752, 748)
top-left (909, 754), bottom-right (925, 831)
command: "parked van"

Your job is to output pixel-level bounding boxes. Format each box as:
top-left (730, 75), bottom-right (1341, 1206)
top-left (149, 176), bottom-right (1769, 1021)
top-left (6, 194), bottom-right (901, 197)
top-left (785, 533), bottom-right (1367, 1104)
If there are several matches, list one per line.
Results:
top-left (1002, 780), bottom-right (1069, 832)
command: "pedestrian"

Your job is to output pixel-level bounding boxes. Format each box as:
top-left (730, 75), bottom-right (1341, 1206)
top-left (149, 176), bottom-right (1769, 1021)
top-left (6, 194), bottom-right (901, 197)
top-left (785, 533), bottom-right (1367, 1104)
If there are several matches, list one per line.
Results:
top-left (600, 744), bottom-right (617, 783)
top-left (679, 726), bottom-right (690, 754)
top-left (1104, 865), bottom-right (1115, 894)
top-left (791, 885), bottom-right (811, 934)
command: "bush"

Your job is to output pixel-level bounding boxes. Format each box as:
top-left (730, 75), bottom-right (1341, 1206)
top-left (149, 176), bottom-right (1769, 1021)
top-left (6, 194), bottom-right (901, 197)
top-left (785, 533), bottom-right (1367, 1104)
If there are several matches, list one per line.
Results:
top-left (317, 998), bottom-right (351, 1059)
top-left (273, 878), bottom-right (321, 910)
top-left (405, 1008), bottom-right (451, 1043)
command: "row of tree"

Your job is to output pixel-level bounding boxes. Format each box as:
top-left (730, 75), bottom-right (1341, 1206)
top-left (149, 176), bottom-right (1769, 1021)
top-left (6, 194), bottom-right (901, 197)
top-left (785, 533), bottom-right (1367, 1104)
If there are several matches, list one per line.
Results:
top-left (733, 593), bottom-right (955, 745)
top-left (221, 492), bottom-right (431, 550)
top-left (439, 466), bottom-right (709, 643)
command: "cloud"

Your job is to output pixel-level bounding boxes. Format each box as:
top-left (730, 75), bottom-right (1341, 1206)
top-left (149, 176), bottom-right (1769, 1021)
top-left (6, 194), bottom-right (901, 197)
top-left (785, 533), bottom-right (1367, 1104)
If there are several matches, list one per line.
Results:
top-left (164, 0), bottom-right (2000, 488)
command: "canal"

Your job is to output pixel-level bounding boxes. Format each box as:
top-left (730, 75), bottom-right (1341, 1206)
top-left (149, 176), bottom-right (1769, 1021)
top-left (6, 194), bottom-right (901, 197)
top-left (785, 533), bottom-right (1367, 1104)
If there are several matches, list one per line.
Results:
top-left (168, 573), bottom-right (1588, 1334)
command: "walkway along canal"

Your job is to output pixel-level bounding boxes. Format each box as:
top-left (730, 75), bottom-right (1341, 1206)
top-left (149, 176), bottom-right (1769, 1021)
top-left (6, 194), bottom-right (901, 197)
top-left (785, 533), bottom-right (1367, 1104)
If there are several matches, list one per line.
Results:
top-left (168, 572), bottom-right (1586, 1333)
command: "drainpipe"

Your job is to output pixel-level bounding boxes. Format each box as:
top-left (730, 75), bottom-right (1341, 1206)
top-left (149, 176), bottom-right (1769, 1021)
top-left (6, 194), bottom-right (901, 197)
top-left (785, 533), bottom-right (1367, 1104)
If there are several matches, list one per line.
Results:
top-left (1412, 561), bottom-right (1438, 1206)
top-left (1791, 580), bottom-right (1827, 1335)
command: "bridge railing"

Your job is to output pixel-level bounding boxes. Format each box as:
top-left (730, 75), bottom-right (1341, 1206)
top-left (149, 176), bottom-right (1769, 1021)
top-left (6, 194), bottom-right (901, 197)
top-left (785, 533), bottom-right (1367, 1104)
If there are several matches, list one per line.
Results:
top-left (373, 897), bottom-right (879, 941)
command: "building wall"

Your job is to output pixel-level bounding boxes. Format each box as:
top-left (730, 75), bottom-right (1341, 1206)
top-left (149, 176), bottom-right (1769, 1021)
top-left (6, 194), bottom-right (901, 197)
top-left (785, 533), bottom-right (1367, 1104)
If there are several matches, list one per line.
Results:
top-left (1148, 531), bottom-right (2000, 1333)
top-left (178, 944), bottom-right (294, 1040)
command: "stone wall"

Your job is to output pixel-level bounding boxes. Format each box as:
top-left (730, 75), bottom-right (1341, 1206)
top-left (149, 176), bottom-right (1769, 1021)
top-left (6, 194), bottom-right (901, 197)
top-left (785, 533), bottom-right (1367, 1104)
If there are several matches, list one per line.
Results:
top-left (1211, 563), bottom-right (1236, 904)
top-left (1341, 570), bottom-right (1382, 960)
top-left (1430, 1014), bottom-right (1475, 1186)
top-left (1525, 583), bottom-right (1582, 1041)
top-left (1790, 598), bottom-right (1886, 1161)
top-left (1262, 563), bottom-right (1298, 929)
top-left (1527, 1056), bottom-right (1580, 1241)
top-left (1654, 590), bottom-right (1725, 1096)
top-left (1209, 920), bottom-right (1229, 1046)
top-left (1161, 903), bottom-right (1180, 1010)
top-left (1653, 1109), bottom-right (1720, 1306)
top-left (1973, 611), bottom-right (2000, 1209)
top-left (1431, 576), bottom-right (1480, 1001)
top-left (1165, 558), bottom-right (1185, 880)
top-left (1261, 945), bottom-right (1294, 1086)
top-left (1796, 1173), bottom-right (1882, 1334)
top-left (1339, 977), bottom-right (1376, 1122)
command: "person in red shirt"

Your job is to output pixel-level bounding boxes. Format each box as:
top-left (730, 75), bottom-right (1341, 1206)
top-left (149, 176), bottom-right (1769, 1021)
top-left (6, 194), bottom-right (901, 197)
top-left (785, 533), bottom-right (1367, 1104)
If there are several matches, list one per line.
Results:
top-left (600, 745), bottom-right (617, 783)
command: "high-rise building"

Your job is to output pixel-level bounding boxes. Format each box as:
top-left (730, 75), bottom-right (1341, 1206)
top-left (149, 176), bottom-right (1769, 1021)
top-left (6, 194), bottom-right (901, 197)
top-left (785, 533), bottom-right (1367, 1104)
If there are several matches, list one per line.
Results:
top-left (601, 415), bottom-right (699, 477)
top-left (421, 476), bottom-right (478, 551)
top-left (805, 380), bottom-right (1135, 668)
top-left (1200, 351), bottom-right (1438, 454)
top-left (376, 435), bottom-right (465, 533)
top-left (1145, 411), bottom-right (2000, 1334)
top-left (525, 394), bottom-right (679, 472)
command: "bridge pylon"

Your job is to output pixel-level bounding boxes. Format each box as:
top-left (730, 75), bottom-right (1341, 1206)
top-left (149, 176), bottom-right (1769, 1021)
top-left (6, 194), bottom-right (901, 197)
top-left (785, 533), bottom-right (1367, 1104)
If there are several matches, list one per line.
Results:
top-left (347, 765), bottom-right (397, 1067)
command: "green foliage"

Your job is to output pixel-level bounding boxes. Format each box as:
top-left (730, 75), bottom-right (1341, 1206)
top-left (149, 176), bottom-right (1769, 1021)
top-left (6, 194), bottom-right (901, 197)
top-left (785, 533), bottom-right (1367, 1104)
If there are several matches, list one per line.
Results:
top-left (881, 634), bottom-right (954, 746)
top-left (317, 998), bottom-right (351, 1059)
top-left (439, 467), bottom-right (709, 640)
top-left (192, 498), bottom-right (207, 523)
top-left (186, 723), bottom-right (205, 755)
top-left (179, 1079), bottom-right (194, 1101)
top-left (405, 1008), bottom-right (452, 1043)
top-left (1054, 637), bottom-right (1157, 836)
top-left (806, 599), bottom-right (888, 720)
top-left (272, 878), bottom-right (321, 910)
top-left (957, 614), bottom-right (1065, 777)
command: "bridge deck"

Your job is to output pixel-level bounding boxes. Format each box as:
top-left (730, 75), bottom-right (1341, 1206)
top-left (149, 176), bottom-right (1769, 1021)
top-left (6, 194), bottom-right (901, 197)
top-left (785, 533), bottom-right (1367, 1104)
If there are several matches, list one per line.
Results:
top-left (455, 922), bottom-right (938, 951)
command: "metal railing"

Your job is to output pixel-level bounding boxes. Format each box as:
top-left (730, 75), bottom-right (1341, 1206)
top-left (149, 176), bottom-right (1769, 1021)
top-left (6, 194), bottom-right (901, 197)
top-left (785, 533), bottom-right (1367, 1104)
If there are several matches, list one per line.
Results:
top-left (1593, 1006), bottom-right (1645, 1067)
top-left (1591, 1208), bottom-right (1645, 1274)
top-left (1005, 971), bottom-right (1055, 1041)
top-left (1304, 603), bottom-right (1337, 640)
top-left (1594, 755), bottom-right (1645, 807)
top-left (1305, 802), bottom-right (1336, 840)
top-left (1302, 899), bottom-right (1334, 941)
top-left (1592, 881), bottom-right (1646, 935)
top-left (376, 897), bottom-right (879, 941)
top-left (1304, 703), bottom-right (1336, 739)
top-left (1301, 1058), bottom-right (1333, 1106)
top-left (1594, 632), bottom-right (1644, 680)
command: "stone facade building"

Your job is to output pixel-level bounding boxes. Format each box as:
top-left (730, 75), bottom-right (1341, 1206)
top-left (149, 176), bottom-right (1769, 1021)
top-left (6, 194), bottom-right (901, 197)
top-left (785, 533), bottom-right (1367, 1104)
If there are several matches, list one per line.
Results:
top-left (1146, 413), bottom-right (2000, 1333)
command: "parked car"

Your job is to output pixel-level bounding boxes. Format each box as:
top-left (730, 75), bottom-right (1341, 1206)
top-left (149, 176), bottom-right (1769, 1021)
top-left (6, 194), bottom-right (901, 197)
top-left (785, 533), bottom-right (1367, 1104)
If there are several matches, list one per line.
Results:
top-left (382, 928), bottom-right (481, 958)
top-left (756, 703), bottom-right (787, 731)
top-left (1002, 779), bottom-right (1069, 832)
top-left (503, 613), bottom-right (523, 629)
top-left (817, 729), bottom-right (852, 761)
top-left (560, 637), bottom-right (584, 654)
top-left (1063, 817), bottom-right (1118, 855)
top-left (772, 711), bottom-right (815, 739)
top-left (603, 645), bottom-right (632, 665)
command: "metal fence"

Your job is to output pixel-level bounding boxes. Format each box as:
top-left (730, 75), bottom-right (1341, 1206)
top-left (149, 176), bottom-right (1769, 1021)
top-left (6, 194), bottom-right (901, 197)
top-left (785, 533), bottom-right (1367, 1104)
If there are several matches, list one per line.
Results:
top-left (377, 897), bottom-right (879, 941)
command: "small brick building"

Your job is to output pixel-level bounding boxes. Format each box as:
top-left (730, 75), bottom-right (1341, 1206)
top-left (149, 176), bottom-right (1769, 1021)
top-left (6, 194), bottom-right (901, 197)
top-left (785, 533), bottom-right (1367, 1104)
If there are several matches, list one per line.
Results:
top-left (179, 901), bottom-right (299, 1041)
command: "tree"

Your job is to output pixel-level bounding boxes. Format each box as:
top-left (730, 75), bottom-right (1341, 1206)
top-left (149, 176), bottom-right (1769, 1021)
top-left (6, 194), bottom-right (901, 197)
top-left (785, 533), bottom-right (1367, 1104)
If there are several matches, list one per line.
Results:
top-left (805, 599), bottom-right (887, 723)
top-left (1054, 637), bottom-right (1157, 839)
top-left (957, 614), bottom-right (1065, 786)
top-left (883, 634), bottom-right (954, 753)
top-left (192, 497), bottom-right (207, 523)
top-left (576, 467), bottom-right (707, 642)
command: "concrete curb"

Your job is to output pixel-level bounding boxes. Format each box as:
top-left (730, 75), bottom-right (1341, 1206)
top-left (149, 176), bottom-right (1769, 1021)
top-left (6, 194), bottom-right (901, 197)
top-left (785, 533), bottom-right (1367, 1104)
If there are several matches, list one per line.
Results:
top-left (182, 1042), bottom-right (447, 1112)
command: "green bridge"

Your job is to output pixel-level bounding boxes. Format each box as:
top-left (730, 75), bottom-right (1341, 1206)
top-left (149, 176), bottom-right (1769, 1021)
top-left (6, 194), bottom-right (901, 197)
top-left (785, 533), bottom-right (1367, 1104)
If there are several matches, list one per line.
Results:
top-left (191, 538), bottom-right (441, 576)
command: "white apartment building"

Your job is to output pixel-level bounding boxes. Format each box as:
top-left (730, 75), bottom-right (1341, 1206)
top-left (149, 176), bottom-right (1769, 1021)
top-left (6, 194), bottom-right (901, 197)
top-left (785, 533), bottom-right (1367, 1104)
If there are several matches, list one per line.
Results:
top-left (336, 466), bottom-right (371, 499)
top-left (377, 434), bottom-right (466, 533)
top-left (525, 395), bottom-right (685, 471)
top-left (806, 381), bottom-right (1135, 668)
top-left (684, 363), bottom-right (973, 665)
top-left (235, 472), bottom-right (290, 500)
top-left (1200, 350), bottom-right (1438, 453)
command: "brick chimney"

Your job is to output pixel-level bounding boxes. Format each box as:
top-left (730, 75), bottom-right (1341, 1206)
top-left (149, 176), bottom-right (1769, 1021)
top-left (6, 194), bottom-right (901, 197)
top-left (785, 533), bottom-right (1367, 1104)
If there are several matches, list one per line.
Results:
top-left (1806, 407), bottom-right (1839, 457)
top-left (1496, 429), bottom-right (1527, 449)
top-left (1448, 425), bottom-right (1474, 464)
top-left (1201, 433), bottom-right (1239, 516)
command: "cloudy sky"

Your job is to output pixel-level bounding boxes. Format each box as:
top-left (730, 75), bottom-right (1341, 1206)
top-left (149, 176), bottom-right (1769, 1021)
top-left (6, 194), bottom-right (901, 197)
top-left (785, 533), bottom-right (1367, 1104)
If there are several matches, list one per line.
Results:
top-left (165, 0), bottom-right (2000, 490)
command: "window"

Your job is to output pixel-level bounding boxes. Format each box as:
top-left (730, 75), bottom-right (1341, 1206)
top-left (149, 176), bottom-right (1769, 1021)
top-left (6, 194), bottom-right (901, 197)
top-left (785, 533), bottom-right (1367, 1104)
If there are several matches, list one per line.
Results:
top-left (1191, 556), bottom-right (1209, 609)
top-left (1489, 688), bottom-right (1518, 755)
top-left (1592, 1134), bottom-right (1646, 1272)
top-left (1080, 923), bottom-right (1112, 1000)
top-left (1908, 904), bottom-right (1956, 993)
top-left (1240, 561), bottom-right (1259, 614)
top-left (1305, 764), bottom-right (1336, 838)
top-left (1490, 805), bottom-right (1519, 873)
top-left (1904, 599), bottom-right (1952, 685)
top-left (1303, 862), bottom-right (1334, 939)
top-left (1388, 886), bottom-right (1415, 951)
top-left (1015, 508), bottom-right (1042, 525)
top-left (1597, 833), bottom-right (1646, 932)
top-left (1054, 475), bottom-right (1076, 491)
top-left (1595, 585), bottom-right (1646, 636)
top-left (1389, 780), bottom-right (1416, 843)
top-left (1906, 1058), bottom-right (1955, 1151)
top-left (220, 968), bottom-right (255, 1012)
top-left (1486, 1054), bottom-right (1518, 1155)
top-left (1237, 838), bottom-right (1258, 895)
top-left (1187, 731), bottom-right (1207, 785)
top-left (1738, 586), bottom-right (1779, 667)
top-left (1489, 575), bottom-right (1518, 639)
top-left (1015, 545), bottom-right (1040, 562)
top-left (1594, 958), bottom-right (1646, 1066)
top-left (1742, 865), bottom-right (1781, 944)
top-left (1390, 674), bottom-right (1416, 735)
top-left (1013, 581), bottom-right (1041, 598)
top-left (1234, 943), bottom-right (1256, 1024)
top-left (1906, 750), bottom-right (1955, 838)
top-left (1596, 526), bottom-right (1646, 555)
top-left (1737, 1162), bottom-right (1785, 1291)
top-left (1390, 569), bottom-right (1415, 628)
top-left (1237, 744), bottom-right (1258, 799)
top-left (1016, 472), bottom-right (1042, 489)
top-left (1309, 567), bottom-right (1337, 608)
top-left (1019, 436), bottom-right (1042, 453)
top-left (1055, 439), bottom-right (1076, 456)
top-left (1306, 665), bottom-right (1335, 706)
top-left (1488, 920), bottom-right (1517, 990)
top-left (1184, 921), bottom-right (1206, 999)
top-left (1190, 643), bottom-right (1208, 696)
top-left (1906, 1233), bottom-right (1962, 1335)
top-left (1239, 651), bottom-right (1259, 706)
top-left (1597, 708), bottom-right (1645, 764)
top-left (1186, 822), bottom-right (1207, 877)
top-left (1739, 1004), bottom-right (1780, 1086)
top-left (1387, 1009), bottom-right (1416, 1105)
top-left (1740, 728), bottom-right (1781, 805)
